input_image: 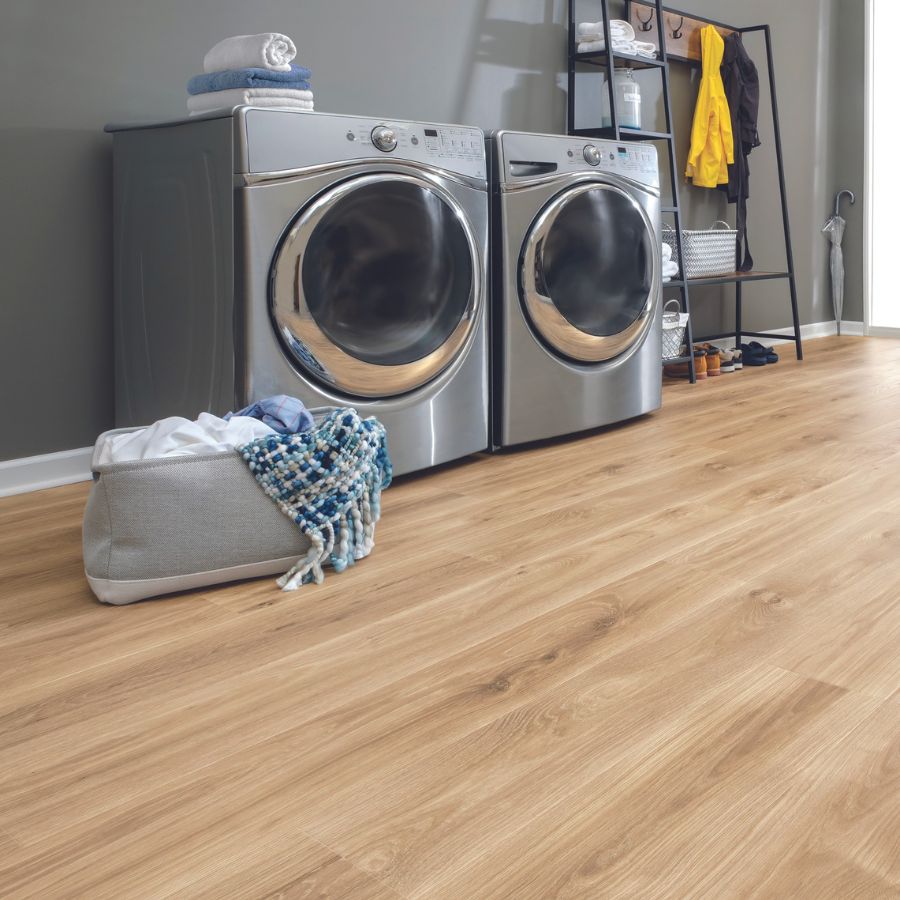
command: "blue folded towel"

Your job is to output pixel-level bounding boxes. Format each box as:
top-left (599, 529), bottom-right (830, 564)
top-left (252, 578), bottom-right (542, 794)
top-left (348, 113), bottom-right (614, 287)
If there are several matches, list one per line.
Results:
top-left (187, 63), bottom-right (312, 95)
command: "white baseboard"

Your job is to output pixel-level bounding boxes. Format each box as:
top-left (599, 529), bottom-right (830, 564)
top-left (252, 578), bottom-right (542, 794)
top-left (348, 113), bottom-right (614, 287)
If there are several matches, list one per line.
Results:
top-left (0, 446), bottom-right (93, 499)
top-left (865, 325), bottom-right (900, 338)
top-left (755, 320), bottom-right (865, 345)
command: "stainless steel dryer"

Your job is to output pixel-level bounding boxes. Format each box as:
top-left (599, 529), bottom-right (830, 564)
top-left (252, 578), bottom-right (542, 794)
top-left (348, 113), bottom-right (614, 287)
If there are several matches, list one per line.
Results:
top-left (108, 109), bottom-right (489, 475)
top-left (489, 130), bottom-right (663, 448)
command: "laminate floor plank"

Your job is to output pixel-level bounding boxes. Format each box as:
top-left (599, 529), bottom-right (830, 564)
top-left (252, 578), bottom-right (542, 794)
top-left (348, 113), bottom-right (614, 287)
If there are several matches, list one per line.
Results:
top-left (0, 337), bottom-right (898, 898)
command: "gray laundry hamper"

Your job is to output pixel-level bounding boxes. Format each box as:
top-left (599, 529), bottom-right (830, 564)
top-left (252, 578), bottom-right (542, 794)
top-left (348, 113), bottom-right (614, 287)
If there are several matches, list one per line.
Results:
top-left (83, 427), bottom-right (311, 605)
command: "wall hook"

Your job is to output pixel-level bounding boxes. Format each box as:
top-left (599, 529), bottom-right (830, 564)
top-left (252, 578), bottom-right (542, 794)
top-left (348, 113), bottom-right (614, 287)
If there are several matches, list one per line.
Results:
top-left (636, 8), bottom-right (654, 32)
top-left (668, 15), bottom-right (684, 39)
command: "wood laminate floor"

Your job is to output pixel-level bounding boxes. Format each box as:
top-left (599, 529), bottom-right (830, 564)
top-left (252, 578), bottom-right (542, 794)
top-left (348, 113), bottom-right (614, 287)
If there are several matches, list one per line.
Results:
top-left (1, 336), bottom-right (898, 899)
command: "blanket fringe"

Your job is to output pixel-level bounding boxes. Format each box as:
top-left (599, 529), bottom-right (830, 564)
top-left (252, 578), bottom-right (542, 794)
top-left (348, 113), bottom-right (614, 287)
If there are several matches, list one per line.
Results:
top-left (240, 409), bottom-right (392, 591)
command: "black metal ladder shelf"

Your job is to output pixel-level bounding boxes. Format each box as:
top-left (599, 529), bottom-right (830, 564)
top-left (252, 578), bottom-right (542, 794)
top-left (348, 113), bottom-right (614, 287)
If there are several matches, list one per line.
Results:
top-left (566, 0), bottom-right (802, 383)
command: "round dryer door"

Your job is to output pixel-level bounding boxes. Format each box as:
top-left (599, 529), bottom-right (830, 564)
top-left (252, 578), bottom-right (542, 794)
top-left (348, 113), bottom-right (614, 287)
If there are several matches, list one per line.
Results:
top-left (520, 181), bottom-right (659, 363)
top-left (271, 173), bottom-right (480, 398)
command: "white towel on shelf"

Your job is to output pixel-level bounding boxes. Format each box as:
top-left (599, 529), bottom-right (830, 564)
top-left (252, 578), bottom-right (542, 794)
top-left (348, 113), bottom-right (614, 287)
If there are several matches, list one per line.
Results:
top-left (187, 87), bottom-right (314, 115)
top-left (577, 20), bottom-right (635, 41)
top-left (203, 33), bottom-right (297, 73)
top-left (578, 38), bottom-right (657, 58)
top-left (662, 260), bottom-right (679, 282)
top-left (662, 242), bottom-right (673, 262)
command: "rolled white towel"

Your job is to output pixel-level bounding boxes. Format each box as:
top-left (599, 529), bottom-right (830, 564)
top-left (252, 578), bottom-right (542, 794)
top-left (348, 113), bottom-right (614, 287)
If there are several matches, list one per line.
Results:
top-left (577, 20), bottom-right (635, 40)
top-left (662, 242), bottom-right (672, 261)
top-left (633, 40), bottom-right (658, 58)
top-left (187, 87), bottom-right (314, 116)
top-left (203, 33), bottom-right (297, 73)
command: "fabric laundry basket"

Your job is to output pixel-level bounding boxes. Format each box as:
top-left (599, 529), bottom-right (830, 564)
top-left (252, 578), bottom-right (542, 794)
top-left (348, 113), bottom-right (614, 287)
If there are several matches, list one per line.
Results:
top-left (83, 427), bottom-right (311, 605)
top-left (663, 221), bottom-right (738, 278)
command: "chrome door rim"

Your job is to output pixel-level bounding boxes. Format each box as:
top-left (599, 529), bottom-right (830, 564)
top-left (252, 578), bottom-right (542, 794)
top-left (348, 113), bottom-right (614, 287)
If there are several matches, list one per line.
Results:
top-left (520, 181), bottom-right (659, 363)
top-left (270, 172), bottom-right (481, 398)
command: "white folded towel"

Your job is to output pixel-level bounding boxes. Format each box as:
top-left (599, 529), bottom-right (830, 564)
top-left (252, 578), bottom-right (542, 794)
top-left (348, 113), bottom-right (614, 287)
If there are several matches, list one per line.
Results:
top-left (578, 38), bottom-right (657, 58)
top-left (578, 20), bottom-right (635, 41)
top-left (662, 242), bottom-right (673, 262)
top-left (187, 87), bottom-right (314, 116)
top-left (203, 33), bottom-right (297, 73)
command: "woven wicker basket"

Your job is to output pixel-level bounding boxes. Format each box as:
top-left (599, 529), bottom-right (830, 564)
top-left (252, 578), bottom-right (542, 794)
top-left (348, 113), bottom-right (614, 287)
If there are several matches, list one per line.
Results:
top-left (661, 299), bottom-right (689, 361)
top-left (663, 221), bottom-right (737, 279)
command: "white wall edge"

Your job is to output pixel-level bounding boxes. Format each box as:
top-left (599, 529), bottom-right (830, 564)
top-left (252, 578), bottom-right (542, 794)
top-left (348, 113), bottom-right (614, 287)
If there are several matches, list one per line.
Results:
top-left (864, 325), bottom-right (900, 338)
top-left (754, 320), bottom-right (865, 345)
top-left (0, 446), bottom-right (93, 499)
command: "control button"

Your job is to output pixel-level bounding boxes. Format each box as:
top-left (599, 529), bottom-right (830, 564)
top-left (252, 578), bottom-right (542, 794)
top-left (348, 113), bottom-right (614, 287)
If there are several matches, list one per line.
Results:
top-left (346, 131), bottom-right (355, 141)
top-left (371, 125), bottom-right (398, 152)
top-left (583, 144), bottom-right (601, 166)
top-left (567, 149), bottom-right (574, 157)
top-left (411, 135), bottom-right (419, 145)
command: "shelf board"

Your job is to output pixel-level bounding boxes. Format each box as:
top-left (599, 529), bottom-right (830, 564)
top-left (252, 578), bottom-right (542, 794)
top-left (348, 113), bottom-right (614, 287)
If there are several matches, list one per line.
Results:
top-left (688, 271), bottom-right (792, 287)
top-left (663, 279), bottom-right (686, 288)
top-left (574, 50), bottom-right (666, 70)
top-left (662, 354), bottom-right (691, 365)
top-left (570, 127), bottom-right (672, 141)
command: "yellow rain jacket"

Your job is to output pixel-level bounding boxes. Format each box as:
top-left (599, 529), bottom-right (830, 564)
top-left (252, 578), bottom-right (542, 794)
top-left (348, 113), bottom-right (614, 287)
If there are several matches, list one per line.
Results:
top-left (685, 25), bottom-right (734, 188)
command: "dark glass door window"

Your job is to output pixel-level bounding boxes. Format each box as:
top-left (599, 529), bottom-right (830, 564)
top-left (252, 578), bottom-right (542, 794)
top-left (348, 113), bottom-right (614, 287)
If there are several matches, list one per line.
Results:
top-left (301, 180), bottom-right (472, 366)
top-left (538, 187), bottom-right (653, 338)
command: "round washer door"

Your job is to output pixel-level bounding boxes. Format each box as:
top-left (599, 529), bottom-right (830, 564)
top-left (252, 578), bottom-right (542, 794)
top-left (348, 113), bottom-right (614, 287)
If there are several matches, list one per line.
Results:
top-left (271, 173), bottom-right (481, 398)
top-left (520, 180), bottom-right (659, 363)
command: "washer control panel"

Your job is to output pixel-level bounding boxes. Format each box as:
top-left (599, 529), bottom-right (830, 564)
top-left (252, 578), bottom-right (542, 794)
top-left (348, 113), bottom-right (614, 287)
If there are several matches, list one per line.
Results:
top-left (344, 121), bottom-right (484, 164)
top-left (498, 131), bottom-right (659, 188)
top-left (241, 110), bottom-right (486, 181)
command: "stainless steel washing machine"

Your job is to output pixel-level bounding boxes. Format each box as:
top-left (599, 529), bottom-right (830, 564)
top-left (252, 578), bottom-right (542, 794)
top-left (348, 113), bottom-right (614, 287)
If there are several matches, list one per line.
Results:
top-left (489, 130), bottom-right (663, 448)
top-left (108, 109), bottom-right (489, 475)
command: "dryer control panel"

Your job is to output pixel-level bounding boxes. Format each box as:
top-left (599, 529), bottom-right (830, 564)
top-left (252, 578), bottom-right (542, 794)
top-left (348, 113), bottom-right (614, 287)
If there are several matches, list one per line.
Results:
top-left (239, 109), bottom-right (487, 182)
top-left (497, 130), bottom-right (659, 188)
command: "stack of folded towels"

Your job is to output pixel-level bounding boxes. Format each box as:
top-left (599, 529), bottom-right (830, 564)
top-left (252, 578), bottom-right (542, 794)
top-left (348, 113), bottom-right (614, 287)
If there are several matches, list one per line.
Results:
top-left (577, 20), bottom-right (657, 58)
top-left (662, 242), bottom-right (679, 282)
top-left (187, 33), bottom-right (314, 116)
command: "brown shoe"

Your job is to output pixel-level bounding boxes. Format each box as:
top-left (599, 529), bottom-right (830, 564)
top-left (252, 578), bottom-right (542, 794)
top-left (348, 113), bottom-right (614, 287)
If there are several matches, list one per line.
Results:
top-left (664, 348), bottom-right (707, 380)
top-left (698, 343), bottom-right (722, 376)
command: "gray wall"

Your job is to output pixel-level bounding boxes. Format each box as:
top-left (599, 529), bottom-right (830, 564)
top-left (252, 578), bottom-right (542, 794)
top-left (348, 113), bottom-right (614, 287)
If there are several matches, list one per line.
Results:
top-left (0, 0), bottom-right (862, 460)
top-left (831, 0), bottom-right (865, 322)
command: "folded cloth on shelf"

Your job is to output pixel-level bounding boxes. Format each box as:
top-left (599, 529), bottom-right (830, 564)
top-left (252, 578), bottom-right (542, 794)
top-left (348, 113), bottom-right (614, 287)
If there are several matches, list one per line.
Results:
top-left (577, 38), bottom-right (657, 58)
top-left (94, 413), bottom-right (277, 466)
top-left (203, 33), bottom-right (297, 73)
top-left (187, 87), bottom-right (314, 115)
top-left (662, 242), bottom-right (673, 261)
top-left (239, 408), bottom-right (392, 591)
top-left (577, 20), bottom-right (635, 41)
top-left (227, 395), bottom-right (315, 434)
top-left (188, 63), bottom-right (311, 95)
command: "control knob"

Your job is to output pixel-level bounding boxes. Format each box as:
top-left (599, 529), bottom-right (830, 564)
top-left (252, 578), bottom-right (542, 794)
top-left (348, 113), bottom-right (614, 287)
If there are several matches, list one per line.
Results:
top-left (371, 125), bottom-right (398, 152)
top-left (583, 144), bottom-right (601, 166)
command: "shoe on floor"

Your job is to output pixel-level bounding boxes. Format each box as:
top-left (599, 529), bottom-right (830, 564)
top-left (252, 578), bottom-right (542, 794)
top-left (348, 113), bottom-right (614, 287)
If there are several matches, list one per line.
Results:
top-left (729, 348), bottom-right (743, 370)
top-left (664, 348), bottom-right (707, 380)
top-left (740, 343), bottom-right (768, 366)
top-left (718, 347), bottom-right (736, 373)
top-left (696, 343), bottom-right (722, 376)
top-left (747, 340), bottom-right (778, 363)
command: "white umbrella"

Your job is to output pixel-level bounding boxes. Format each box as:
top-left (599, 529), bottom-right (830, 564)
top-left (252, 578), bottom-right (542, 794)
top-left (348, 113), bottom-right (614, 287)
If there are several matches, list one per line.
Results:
top-left (822, 214), bottom-right (846, 335)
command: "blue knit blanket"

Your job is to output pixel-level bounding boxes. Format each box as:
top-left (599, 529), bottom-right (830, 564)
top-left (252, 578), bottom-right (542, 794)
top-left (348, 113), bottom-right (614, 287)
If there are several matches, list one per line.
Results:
top-left (238, 409), bottom-right (392, 591)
